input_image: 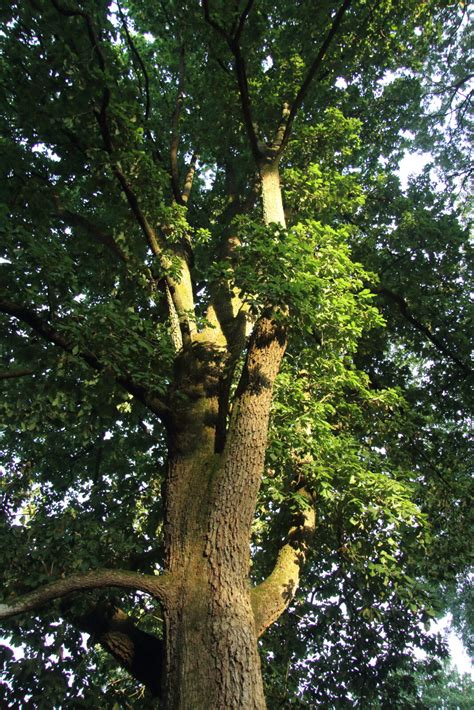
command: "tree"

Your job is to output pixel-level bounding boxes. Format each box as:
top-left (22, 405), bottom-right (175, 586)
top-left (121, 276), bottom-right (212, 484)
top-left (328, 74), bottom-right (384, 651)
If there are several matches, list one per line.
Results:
top-left (384, 660), bottom-right (474, 710)
top-left (0, 1), bottom-right (472, 707)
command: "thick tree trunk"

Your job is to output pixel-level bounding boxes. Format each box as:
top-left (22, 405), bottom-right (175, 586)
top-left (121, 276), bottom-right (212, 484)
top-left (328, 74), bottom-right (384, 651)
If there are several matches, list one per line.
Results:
top-left (160, 157), bottom-right (287, 709)
top-left (162, 453), bottom-right (266, 710)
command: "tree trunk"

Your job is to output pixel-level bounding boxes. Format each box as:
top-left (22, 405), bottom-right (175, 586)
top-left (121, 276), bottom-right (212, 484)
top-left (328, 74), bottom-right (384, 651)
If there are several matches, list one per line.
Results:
top-left (160, 156), bottom-right (287, 709)
top-left (162, 452), bottom-right (267, 710)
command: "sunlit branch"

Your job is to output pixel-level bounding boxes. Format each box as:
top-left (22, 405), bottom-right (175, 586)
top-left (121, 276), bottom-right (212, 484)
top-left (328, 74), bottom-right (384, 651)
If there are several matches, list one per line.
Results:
top-left (0, 569), bottom-right (175, 621)
top-left (181, 152), bottom-right (199, 204)
top-left (251, 489), bottom-right (316, 637)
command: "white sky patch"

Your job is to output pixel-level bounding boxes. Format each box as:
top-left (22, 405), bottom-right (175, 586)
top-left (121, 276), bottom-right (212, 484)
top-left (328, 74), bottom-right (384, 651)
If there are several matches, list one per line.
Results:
top-left (434, 615), bottom-right (474, 678)
top-left (32, 144), bottom-right (60, 162)
top-left (397, 151), bottom-right (432, 190)
top-left (448, 630), bottom-right (473, 677)
top-left (414, 614), bottom-right (474, 678)
top-left (335, 77), bottom-right (348, 89)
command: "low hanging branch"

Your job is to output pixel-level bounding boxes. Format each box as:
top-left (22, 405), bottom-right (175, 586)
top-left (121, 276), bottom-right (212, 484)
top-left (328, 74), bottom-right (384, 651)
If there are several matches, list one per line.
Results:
top-left (0, 569), bottom-right (175, 621)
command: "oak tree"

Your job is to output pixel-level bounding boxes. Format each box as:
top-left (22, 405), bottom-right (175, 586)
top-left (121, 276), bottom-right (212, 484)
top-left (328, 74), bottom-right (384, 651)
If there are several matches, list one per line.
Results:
top-left (0, 1), bottom-right (472, 707)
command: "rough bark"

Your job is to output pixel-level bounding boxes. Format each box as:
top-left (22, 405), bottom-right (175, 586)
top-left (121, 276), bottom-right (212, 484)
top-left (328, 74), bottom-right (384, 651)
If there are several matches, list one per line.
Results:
top-left (159, 158), bottom-right (290, 708)
top-left (259, 159), bottom-right (286, 228)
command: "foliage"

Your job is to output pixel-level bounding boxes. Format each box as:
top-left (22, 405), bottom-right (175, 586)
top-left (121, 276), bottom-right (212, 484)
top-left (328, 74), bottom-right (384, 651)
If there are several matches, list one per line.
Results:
top-left (0, 0), bottom-right (472, 706)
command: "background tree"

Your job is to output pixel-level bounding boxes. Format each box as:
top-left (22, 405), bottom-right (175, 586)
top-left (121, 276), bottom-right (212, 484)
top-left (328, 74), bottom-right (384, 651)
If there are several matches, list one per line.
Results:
top-left (0, 1), bottom-right (472, 707)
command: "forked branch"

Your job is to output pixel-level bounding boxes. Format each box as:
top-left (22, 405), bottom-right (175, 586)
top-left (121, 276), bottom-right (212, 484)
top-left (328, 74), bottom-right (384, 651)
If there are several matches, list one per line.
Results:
top-left (202, 0), bottom-right (262, 162)
top-left (274, 0), bottom-right (353, 156)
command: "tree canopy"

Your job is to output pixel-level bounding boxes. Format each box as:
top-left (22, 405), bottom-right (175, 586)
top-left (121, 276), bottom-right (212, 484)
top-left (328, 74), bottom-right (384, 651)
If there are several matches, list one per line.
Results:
top-left (0, 1), bottom-right (472, 707)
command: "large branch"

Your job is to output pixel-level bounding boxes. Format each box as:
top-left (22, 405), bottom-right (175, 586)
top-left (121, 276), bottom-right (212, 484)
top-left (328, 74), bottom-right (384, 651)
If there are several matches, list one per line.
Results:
top-left (251, 490), bottom-right (316, 637)
top-left (0, 569), bottom-right (174, 621)
top-left (207, 314), bottom-right (288, 570)
top-left (0, 299), bottom-right (170, 419)
top-left (73, 603), bottom-right (163, 698)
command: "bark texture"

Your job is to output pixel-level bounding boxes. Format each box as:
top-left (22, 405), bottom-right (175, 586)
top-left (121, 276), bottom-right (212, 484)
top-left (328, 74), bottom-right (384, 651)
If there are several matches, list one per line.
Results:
top-left (160, 157), bottom-right (290, 709)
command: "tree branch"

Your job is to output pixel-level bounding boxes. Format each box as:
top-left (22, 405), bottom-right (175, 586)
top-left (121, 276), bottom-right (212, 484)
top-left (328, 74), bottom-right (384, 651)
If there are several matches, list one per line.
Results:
top-left (91, 67), bottom-right (195, 341)
top-left (116, 0), bottom-right (152, 122)
top-left (50, 0), bottom-right (106, 72)
top-left (231, 41), bottom-right (264, 163)
top-left (72, 603), bottom-right (163, 697)
top-left (232, 0), bottom-right (255, 45)
top-left (170, 44), bottom-right (186, 204)
top-left (206, 314), bottom-right (288, 568)
top-left (274, 0), bottom-right (353, 157)
top-left (202, 0), bottom-right (228, 41)
top-left (0, 569), bottom-right (174, 621)
top-left (251, 489), bottom-right (316, 637)
top-left (53, 204), bottom-right (160, 294)
top-left (0, 368), bottom-right (37, 380)
top-left (181, 152), bottom-right (199, 204)
top-left (48, 5), bottom-right (202, 346)
top-left (0, 299), bottom-right (170, 419)
top-left (55, 207), bottom-right (129, 264)
top-left (202, 0), bottom-right (263, 163)
top-left (374, 286), bottom-right (472, 376)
